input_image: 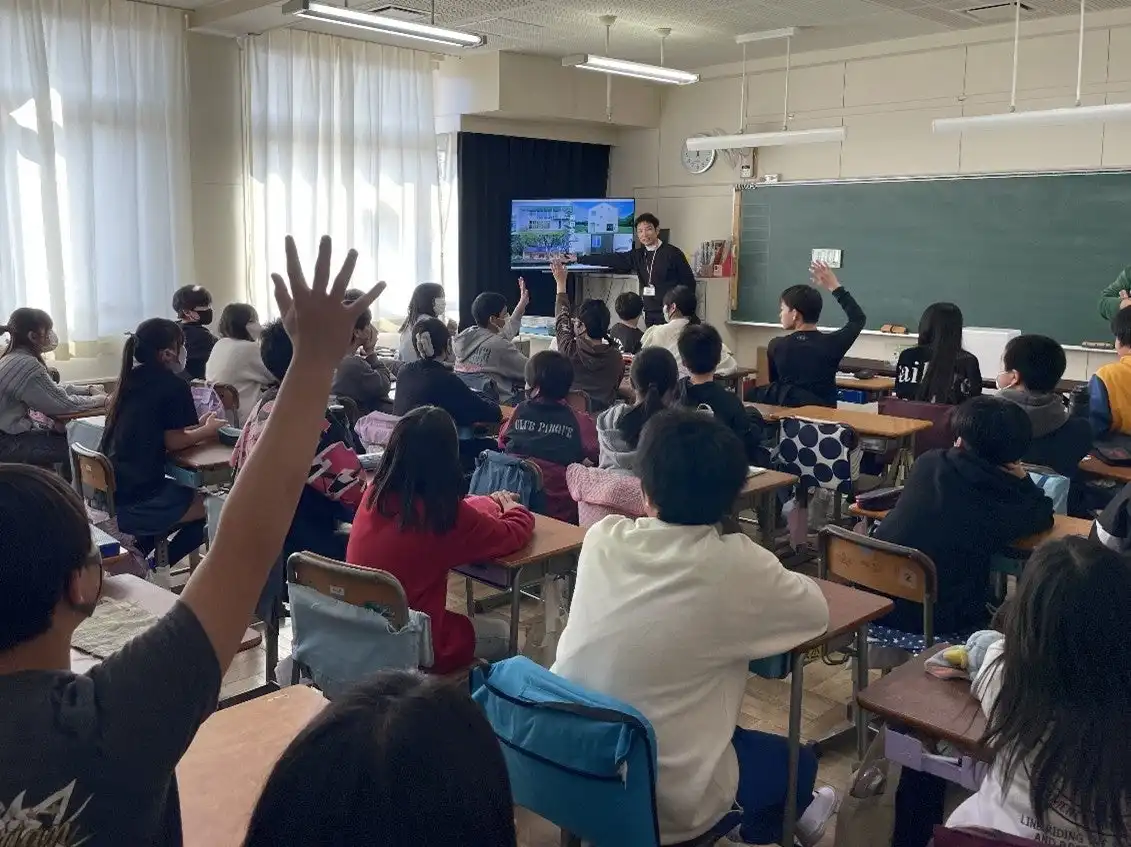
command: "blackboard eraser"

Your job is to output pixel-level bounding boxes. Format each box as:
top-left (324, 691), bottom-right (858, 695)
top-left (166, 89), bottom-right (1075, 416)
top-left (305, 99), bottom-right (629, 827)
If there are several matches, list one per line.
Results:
top-left (880, 325), bottom-right (909, 335)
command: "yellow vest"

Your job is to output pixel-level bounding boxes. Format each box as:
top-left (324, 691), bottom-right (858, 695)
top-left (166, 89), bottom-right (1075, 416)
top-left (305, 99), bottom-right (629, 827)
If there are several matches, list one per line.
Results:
top-left (1096, 355), bottom-right (1131, 434)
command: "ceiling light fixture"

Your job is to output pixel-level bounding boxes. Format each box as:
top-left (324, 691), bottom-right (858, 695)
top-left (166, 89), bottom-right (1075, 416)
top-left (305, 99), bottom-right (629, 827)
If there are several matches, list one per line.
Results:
top-left (685, 27), bottom-right (845, 151)
top-left (282, 0), bottom-right (485, 48)
top-left (562, 16), bottom-right (699, 86)
top-left (933, 0), bottom-right (1129, 132)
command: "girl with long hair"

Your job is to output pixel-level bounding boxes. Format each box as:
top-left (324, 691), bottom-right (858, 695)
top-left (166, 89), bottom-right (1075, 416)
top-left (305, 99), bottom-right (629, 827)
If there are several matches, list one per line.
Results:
top-left (0, 308), bottom-right (105, 468)
top-left (596, 346), bottom-right (680, 475)
top-left (895, 302), bottom-right (982, 405)
top-left (396, 282), bottom-right (448, 363)
top-left (206, 303), bottom-right (274, 424)
top-left (100, 318), bottom-right (224, 578)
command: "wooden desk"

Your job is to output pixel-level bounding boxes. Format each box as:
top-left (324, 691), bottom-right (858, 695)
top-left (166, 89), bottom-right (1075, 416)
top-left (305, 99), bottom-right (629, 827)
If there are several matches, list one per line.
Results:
top-left (745, 402), bottom-right (792, 422)
top-left (178, 686), bottom-right (327, 847)
top-left (1079, 454), bottom-right (1131, 484)
top-left (856, 644), bottom-right (986, 758)
top-left (849, 507), bottom-right (1091, 555)
top-left (172, 442), bottom-right (235, 487)
top-left (715, 366), bottom-right (758, 395)
top-left (837, 375), bottom-right (896, 402)
top-left (70, 574), bottom-right (261, 673)
top-left (460, 514), bottom-right (587, 654)
top-left (781, 579), bottom-right (893, 847)
top-left (52, 404), bottom-right (108, 422)
top-left (735, 470), bottom-right (799, 548)
top-left (787, 405), bottom-right (933, 440)
top-left (841, 355), bottom-right (1086, 394)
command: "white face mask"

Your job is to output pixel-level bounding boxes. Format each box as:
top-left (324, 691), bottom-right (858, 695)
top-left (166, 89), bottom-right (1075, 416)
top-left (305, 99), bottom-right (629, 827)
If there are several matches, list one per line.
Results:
top-left (433, 298), bottom-right (447, 317)
top-left (41, 330), bottom-right (59, 353)
top-left (663, 307), bottom-right (674, 324)
top-left (995, 370), bottom-right (1016, 390)
top-left (175, 346), bottom-right (188, 372)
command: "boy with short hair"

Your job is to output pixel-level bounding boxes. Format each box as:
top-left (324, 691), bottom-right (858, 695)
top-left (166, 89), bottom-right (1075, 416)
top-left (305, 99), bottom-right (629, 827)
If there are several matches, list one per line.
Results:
top-left (609, 291), bottom-right (645, 354)
top-left (996, 334), bottom-right (1091, 478)
top-left (499, 350), bottom-right (598, 523)
top-left (172, 284), bottom-right (216, 380)
top-left (754, 263), bottom-right (865, 407)
top-left (1089, 308), bottom-right (1131, 438)
top-left (452, 280), bottom-right (529, 404)
top-left (677, 323), bottom-right (764, 464)
top-left (875, 396), bottom-right (1054, 635)
top-left (553, 409), bottom-right (835, 847)
top-left (331, 302), bottom-right (393, 415)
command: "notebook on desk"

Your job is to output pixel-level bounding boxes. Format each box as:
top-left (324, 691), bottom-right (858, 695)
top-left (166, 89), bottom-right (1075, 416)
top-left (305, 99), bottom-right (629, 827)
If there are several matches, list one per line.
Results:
top-left (90, 524), bottom-right (121, 559)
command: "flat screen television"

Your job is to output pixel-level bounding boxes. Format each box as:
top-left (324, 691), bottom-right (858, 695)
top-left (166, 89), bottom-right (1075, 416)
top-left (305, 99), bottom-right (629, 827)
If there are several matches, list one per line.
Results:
top-left (510, 197), bottom-right (636, 270)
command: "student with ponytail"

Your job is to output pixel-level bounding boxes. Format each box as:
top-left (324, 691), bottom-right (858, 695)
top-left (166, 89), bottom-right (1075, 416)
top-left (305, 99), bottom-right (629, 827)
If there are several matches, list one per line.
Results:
top-left (641, 286), bottom-right (738, 378)
top-left (394, 318), bottom-right (500, 428)
top-left (101, 318), bottom-right (225, 575)
top-left (596, 346), bottom-right (680, 475)
top-left (0, 308), bottom-right (105, 468)
top-left (549, 260), bottom-right (625, 412)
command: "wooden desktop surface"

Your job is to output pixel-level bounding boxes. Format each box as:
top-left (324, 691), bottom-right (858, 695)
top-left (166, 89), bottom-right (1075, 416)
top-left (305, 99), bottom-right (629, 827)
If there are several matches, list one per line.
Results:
top-left (741, 469), bottom-right (799, 497)
top-left (174, 442), bottom-right (235, 470)
top-left (178, 686), bottom-right (328, 847)
top-left (837, 375), bottom-right (896, 392)
top-left (856, 644), bottom-right (987, 757)
top-left (786, 406), bottom-right (934, 438)
top-left (841, 356), bottom-right (1085, 394)
top-left (1079, 454), bottom-right (1131, 483)
top-left (71, 574), bottom-right (261, 673)
top-left (493, 513), bottom-right (587, 569)
top-left (52, 404), bottom-right (109, 422)
top-left (799, 579), bottom-right (893, 652)
top-left (848, 506), bottom-right (1091, 551)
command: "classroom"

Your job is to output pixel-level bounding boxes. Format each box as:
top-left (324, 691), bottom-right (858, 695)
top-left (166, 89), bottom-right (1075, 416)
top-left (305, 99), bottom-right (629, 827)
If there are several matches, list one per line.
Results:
top-left (3, 1), bottom-right (1131, 846)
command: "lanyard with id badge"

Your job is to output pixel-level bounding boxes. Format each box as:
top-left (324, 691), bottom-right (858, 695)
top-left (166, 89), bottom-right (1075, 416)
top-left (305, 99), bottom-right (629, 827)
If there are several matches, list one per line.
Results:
top-left (642, 249), bottom-right (658, 297)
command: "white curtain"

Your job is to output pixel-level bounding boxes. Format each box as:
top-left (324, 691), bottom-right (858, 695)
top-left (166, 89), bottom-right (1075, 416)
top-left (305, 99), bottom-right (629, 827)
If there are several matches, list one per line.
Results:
top-left (0, 0), bottom-right (193, 351)
top-left (245, 30), bottom-right (440, 322)
top-left (436, 131), bottom-right (458, 314)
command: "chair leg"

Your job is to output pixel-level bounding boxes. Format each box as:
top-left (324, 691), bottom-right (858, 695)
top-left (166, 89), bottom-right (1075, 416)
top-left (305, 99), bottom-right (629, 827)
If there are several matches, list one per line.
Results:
top-left (465, 576), bottom-right (475, 617)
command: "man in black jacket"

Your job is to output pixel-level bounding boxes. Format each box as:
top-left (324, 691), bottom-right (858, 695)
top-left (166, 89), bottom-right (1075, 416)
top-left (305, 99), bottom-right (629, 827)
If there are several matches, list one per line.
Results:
top-left (572, 213), bottom-right (696, 327)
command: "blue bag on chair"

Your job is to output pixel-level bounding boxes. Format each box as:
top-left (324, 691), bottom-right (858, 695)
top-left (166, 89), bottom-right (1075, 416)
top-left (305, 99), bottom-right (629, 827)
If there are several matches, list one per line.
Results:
top-left (468, 450), bottom-right (546, 514)
top-left (471, 656), bottom-right (661, 847)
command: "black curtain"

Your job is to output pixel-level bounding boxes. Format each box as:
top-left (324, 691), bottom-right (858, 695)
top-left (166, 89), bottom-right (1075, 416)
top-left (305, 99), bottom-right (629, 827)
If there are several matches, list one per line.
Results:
top-left (457, 132), bottom-right (611, 327)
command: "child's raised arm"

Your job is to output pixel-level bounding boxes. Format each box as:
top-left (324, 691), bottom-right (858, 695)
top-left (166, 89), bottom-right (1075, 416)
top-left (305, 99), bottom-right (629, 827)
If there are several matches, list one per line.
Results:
top-left (179, 236), bottom-right (385, 672)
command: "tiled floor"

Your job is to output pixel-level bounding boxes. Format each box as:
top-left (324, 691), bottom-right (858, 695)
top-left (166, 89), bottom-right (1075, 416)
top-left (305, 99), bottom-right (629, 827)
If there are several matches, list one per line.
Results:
top-left (217, 567), bottom-right (860, 847)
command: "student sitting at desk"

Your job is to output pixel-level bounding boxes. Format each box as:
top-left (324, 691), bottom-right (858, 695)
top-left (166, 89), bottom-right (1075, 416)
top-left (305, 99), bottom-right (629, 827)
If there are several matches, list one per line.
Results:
top-left (394, 318), bottom-right (500, 427)
top-left (0, 308), bottom-right (104, 468)
top-left (102, 318), bottom-right (224, 578)
top-left (233, 318), bottom-right (364, 562)
top-left (996, 334), bottom-right (1091, 479)
top-left (243, 671), bottom-right (518, 846)
top-left (549, 259), bottom-right (625, 412)
top-left (172, 284), bottom-right (216, 380)
top-left (609, 290), bottom-right (645, 354)
top-left (396, 281), bottom-right (450, 364)
top-left (348, 408), bottom-right (534, 673)
top-left (499, 351), bottom-right (598, 523)
top-left (894, 302), bottom-right (982, 404)
top-left (0, 235), bottom-right (384, 847)
top-left (206, 303), bottom-right (274, 425)
top-left (641, 285), bottom-right (737, 377)
top-left (597, 346), bottom-right (679, 475)
top-left (553, 410), bottom-right (835, 847)
top-left (874, 396), bottom-right (1054, 636)
top-left (331, 298), bottom-right (393, 416)
top-left (1089, 307), bottom-right (1131, 439)
top-left (453, 281), bottom-right (530, 404)
top-left (945, 537), bottom-right (1131, 847)
top-left (677, 323), bottom-right (766, 464)
top-left (751, 262), bottom-right (866, 407)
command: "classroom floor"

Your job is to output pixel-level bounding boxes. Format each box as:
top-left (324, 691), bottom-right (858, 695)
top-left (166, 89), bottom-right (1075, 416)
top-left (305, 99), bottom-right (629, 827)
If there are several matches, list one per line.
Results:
top-left (217, 565), bottom-right (856, 847)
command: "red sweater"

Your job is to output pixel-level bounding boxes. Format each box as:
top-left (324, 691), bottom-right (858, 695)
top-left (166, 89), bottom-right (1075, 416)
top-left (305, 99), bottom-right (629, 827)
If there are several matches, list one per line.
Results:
top-left (346, 495), bottom-right (535, 673)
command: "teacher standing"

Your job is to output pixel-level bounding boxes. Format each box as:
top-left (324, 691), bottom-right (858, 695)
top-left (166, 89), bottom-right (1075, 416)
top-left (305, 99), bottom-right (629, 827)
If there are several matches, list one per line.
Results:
top-left (573, 213), bottom-right (696, 327)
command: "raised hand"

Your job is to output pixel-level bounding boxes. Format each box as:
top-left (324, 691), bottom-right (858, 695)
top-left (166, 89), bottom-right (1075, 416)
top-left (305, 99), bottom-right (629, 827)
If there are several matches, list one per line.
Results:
top-left (517, 276), bottom-right (530, 307)
top-left (270, 235), bottom-right (385, 370)
top-left (810, 261), bottom-right (841, 292)
top-left (1120, 290), bottom-right (1131, 310)
top-left (550, 259), bottom-right (568, 291)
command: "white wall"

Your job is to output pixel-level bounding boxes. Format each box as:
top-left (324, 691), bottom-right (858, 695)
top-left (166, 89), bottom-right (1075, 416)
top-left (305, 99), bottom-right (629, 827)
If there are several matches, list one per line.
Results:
top-left (609, 11), bottom-right (1131, 380)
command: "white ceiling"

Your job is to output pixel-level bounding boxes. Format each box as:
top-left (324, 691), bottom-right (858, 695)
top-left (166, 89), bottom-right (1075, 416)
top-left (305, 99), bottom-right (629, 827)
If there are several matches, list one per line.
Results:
top-left (188, 0), bottom-right (1131, 68)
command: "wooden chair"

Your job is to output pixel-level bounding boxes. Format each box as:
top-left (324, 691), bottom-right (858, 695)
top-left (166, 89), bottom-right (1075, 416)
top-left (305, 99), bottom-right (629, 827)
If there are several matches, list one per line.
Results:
top-left (211, 382), bottom-right (239, 424)
top-left (288, 551), bottom-right (409, 629)
top-left (71, 442), bottom-right (117, 518)
top-left (566, 389), bottom-right (591, 414)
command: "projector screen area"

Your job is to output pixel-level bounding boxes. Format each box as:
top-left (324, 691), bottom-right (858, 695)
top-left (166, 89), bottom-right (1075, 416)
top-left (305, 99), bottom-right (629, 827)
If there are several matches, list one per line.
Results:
top-left (510, 198), bottom-right (636, 270)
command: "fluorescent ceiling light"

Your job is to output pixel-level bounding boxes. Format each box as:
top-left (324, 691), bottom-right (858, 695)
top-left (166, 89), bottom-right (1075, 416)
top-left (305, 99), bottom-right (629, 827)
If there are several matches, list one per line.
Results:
top-left (933, 102), bottom-right (1131, 133)
top-left (735, 27), bottom-right (797, 44)
top-left (562, 54), bottom-right (699, 85)
top-left (282, 0), bottom-right (485, 47)
top-left (686, 127), bottom-right (845, 151)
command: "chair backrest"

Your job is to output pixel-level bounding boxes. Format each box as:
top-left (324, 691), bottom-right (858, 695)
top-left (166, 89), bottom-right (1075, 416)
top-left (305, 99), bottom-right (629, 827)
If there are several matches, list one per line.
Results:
top-left (471, 656), bottom-right (662, 847)
top-left (566, 389), bottom-right (591, 414)
top-left (878, 398), bottom-right (955, 458)
top-left (211, 382), bottom-right (239, 412)
top-left (932, 827), bottom-right (1044, 847)
top-left (755, 346), bottom-right (770, 388)
top-left (70, 442), bottom-right (117, 517)
top-left (778, 417), bottom-right (861, 495)
top-left (819, 525), bottom-right (938, 644)
top-left (288, 551), bottom-right (409, 629)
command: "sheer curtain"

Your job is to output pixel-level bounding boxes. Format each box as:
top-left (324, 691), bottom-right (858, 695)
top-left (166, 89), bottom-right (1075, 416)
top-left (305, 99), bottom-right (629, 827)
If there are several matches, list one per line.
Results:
top-left (0, 0), bottom-right (193, 352)
top-left (245, 30), bottom-right (440, 322)
top-left (437, 131), bottom-right (459, 314)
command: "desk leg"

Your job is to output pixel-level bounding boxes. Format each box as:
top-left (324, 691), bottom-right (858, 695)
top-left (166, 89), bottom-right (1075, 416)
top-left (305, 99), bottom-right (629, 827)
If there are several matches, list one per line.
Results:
top-left (758, 493), bottom-right (775, 550)
top-left (854, 624), bottom-right (870, 762)
top-left (508, 566), bottom-right (524, 656)
top-left (782, 651), bottom-right (805, 847)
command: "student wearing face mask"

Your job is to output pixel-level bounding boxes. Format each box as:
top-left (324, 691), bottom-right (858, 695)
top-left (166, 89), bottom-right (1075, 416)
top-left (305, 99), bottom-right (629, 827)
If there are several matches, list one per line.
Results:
top-left (0, 308), bottom-right (106, 469)
top-left (453, 279), bottom-right (531, 404)
top-left (101, 319), bottom-right (224, 580)
top-left (397, 282), bottom-right (452, 364)
top-left (206, 303), bottom-right (274, 425)
top-left (172, 285), bottom-right (217, 380)
top-left (640, 286), bottom-right (737, 378)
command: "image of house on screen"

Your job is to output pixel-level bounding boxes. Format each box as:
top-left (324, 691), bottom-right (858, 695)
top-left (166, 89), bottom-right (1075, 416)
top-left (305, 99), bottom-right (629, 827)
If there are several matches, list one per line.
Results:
top-left (586, 202), bottom-right (619, 233)
top-left (515, 203), bottom-right (573, 231)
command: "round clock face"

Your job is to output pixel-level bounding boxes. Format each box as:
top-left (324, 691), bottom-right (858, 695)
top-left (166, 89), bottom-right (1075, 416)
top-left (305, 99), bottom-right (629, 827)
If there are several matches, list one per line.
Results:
top-left (682, 141), bottom-right (716, 175)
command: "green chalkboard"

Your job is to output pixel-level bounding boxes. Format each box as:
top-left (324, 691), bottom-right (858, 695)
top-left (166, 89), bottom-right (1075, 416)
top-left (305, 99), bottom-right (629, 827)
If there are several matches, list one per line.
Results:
top-left (732, 171), bottom-right (1131, 346)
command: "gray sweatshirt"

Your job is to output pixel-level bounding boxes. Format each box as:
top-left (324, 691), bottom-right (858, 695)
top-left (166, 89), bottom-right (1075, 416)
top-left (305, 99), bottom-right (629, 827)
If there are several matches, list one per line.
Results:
top-left (596, 403), bottom-right (637, 475)
top-left (0, 350), bottom-right (101, 434)
top-left (452, 308), bottom-right (527, 401)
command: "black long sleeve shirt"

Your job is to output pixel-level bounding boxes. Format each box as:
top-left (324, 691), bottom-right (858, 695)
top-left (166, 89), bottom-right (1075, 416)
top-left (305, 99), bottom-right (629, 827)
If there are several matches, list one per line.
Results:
top-left (767, 288), bottom-right (866, 407)
top-left (581, 242), bottom-right (696, 313)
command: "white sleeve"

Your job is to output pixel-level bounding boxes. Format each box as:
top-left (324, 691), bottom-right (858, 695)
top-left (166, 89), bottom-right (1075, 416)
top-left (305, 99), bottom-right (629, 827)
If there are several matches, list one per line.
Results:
top-left (731, 544), bottom-right (830, 659)
top-left (971, 638), bottom-right (1005, 718)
